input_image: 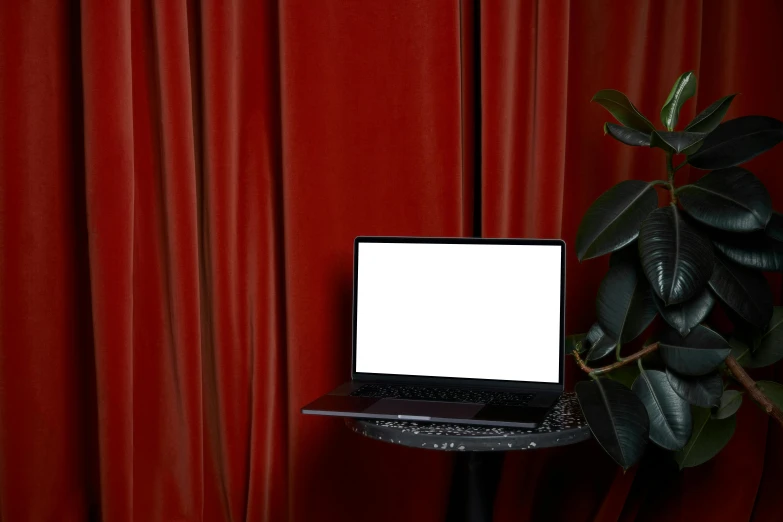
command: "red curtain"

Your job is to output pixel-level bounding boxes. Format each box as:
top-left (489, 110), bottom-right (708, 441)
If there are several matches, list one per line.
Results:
top-left (1, 1), bottom-right (782, 521)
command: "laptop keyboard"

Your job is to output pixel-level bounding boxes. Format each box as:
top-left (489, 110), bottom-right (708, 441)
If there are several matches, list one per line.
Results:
top-left (350, 384), bottom-right (534, 407)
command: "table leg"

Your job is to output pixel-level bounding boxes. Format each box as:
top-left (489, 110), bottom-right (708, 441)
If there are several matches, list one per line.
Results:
top-left (445, 452), bottom-right (505, 522)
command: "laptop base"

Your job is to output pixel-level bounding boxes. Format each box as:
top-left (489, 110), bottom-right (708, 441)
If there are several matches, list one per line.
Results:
top-left (301, 381), bottom-right (559, 429)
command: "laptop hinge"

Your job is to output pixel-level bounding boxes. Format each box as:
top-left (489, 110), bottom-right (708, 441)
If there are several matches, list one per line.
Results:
top-left (352, 374), bottom-right (561, 394)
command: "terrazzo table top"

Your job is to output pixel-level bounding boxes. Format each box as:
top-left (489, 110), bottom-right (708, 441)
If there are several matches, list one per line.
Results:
top-left (346, 392), bottom-right (591, 452)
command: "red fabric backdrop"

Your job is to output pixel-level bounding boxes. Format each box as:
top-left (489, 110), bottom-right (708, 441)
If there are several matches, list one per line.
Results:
top-left (1, 1), bottom-right (782, 521)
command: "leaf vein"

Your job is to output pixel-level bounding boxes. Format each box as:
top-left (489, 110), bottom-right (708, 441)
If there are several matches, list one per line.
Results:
top-left (679, 411), bottom-right (710, 468)
top-left (597, 381), bottom-right (627, 465)
top-left (642, 370), bottom-right (677, 440)
top-left (590, 184), bottom-right (655, 252)
top-left (670, 208), bottom-right (682, 302)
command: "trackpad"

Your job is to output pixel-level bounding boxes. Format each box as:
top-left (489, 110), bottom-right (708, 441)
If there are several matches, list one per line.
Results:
top-left (364, 399), bottom-right (483, 419)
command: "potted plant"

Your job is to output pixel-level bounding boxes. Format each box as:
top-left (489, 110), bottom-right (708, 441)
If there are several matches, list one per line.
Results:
top-left (569, 71), bottom-right (783, 469)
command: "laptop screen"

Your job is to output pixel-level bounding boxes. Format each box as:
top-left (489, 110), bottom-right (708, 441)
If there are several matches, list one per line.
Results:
top-left (353, 239), bottom-right (564, 384)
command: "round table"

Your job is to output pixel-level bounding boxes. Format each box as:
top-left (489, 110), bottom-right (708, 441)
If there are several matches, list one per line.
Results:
top-left (346, 392), bottom-right (590, 522)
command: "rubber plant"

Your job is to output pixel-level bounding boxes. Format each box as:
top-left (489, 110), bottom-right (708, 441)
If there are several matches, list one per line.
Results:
top-left (568, 71), bottom-right (783, 470)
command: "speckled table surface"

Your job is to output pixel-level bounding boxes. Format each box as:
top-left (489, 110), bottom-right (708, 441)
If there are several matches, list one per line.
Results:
top-left (346, 392), bottom-right (590, 452)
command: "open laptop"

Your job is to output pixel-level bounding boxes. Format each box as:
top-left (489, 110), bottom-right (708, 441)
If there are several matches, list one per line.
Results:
top-left (301, 236), bottom-right (565, 428)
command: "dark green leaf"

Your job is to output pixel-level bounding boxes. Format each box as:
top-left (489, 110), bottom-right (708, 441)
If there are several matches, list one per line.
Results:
top-left (576, 180), bottom-right (659, 261)
top-left (758, 307), bottom-right (783, 360)
top-left (654, 288), bottom-right (715, 337)
top-left (605, 365), bottom-right (641, 389)
top-left (609, 242), bottom-right (640, 267)
top-left (685, 94), bottom-right (736, 134)
top-left (666, 368), bottom-right (722, 408)
top-left (661, 72), bottom-right (697, 131)
top-left (726, 313), bottom-right (766, 344)
top-left (592, 89), bottom-right (656, 132)
top-left (730, 337), bottom-right (755, 368)
top-left (640, 336), bottom-right (668, 370)
top-left (575, 378), bottom-right (649, 469)
top-left (746, 327), bottom-right (764, 353)
top-left (677, 168), bottom-right (772, 232)
top-left (585, 322), bottom-right (618, 361)
top-left (596, 254), bottom-right (657, 344)
top-left (732, 308), bottom-right (783, 368)
top-left (712, 390), bottom-right (743, 419)
top-left (756, 381), bottom-right (783, 410)
top-left (681, 139), bottom-right (705, 157)
top-left (650, 131), bottom-right (707, 154)
top-left (586, 322), bottom-right (605, 345)
top-left (659, 325), bottom-right (731, 376)
top-left (687, 116), bottom-right (783, 170)
top-left (713, 231), bottom-right (783, 271)
top-left (632, 367), bottom-right (692, 450)
top-left (709, 255), bottom-right (773, 329)
top-left (604, 123), bottom-right (652, 147)
top-left (565, 333), bottom-right (588, 355)
top-left (638, 206), bottom-right (714, 305)
top-left (675, 406), bottom-right (736, 469)
top-left (766, 212), bottom-right (783, 242)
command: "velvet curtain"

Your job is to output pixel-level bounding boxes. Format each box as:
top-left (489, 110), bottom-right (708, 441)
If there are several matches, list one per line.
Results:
top-left (1, 1), bottom-right (782, 521)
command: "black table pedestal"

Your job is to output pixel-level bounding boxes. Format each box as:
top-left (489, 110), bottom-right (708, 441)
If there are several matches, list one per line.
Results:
top-left (446, 452), bottom-right (505, 522)
top-left (346, 393), bottom-right (590, 522)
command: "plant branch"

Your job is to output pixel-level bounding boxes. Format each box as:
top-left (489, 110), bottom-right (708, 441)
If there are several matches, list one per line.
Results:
top-left (574, 347), bottom-right (783, 428)
top-left (725, 355), bottom-right (783, 428)
top-left (666, 152), bottom-right (677, 204)
top-left (573, 342), bottom-right (660, 376)
top-left (673, 160), bottom-right (688, 172)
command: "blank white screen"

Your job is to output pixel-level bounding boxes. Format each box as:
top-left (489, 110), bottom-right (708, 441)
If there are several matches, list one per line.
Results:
top-left (355, 242), bottom-right (563, 383)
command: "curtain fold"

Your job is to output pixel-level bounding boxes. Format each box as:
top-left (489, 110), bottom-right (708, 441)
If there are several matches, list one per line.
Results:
top-left (1, 1), bottom-right (783, 521)
top-left (81, 3), bottom-right (136, 520)
top-left (0, 2), bottom-right (95, 520)
top-left (279, 2), bottom-right (469, 520)
top-left (130, 1), bottom-right (203, 520)
top-left (481, 0), bottom-right (571, 240)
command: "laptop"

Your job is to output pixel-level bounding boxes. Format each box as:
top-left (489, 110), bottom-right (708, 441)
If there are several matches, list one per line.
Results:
top-left (301, 236), bottom-right (566, 428)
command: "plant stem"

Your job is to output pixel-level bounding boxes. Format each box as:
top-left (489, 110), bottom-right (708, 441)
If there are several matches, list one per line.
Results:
top-left (573, 342), bottom-right (660, 376)
top-left (725, 355), bottom-right (783, 428)
top-left (666, 152), bottom-right (677, 204)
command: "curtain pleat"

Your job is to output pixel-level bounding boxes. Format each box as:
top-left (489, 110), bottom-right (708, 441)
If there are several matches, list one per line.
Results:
top-left (0, 1), bottom-right (94, 520)
top-left (481, 0), bottom-right (571, 240)
top-left (279, 2), bottom-right (468, 520)
top-left (80, 2), bottom-right (136, 521)
top-left (129, 1), bottom-right (204, 520)
top-left (1, 1), bottom-right (783, 521)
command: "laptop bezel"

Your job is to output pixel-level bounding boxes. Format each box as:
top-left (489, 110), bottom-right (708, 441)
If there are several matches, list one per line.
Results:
top-left (350, 236), bottom-right (566, 393)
